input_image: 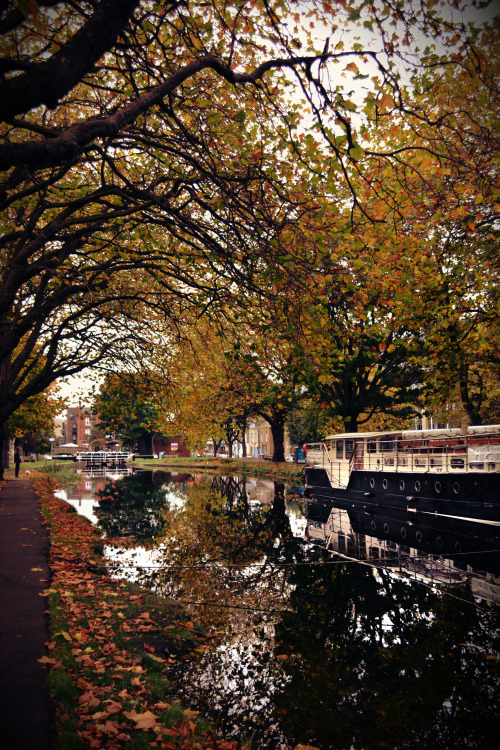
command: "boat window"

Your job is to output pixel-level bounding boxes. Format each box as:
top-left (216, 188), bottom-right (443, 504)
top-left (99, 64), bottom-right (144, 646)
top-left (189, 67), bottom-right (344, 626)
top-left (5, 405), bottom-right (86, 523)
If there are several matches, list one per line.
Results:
top-left (380, 438), bottom-right (395, 452)
top-left (346, 439), bottom-right (354, 458)
top-left (336, 441), bottom-right (344, 459)
top-left (367, 440), bottom-right (377, 453)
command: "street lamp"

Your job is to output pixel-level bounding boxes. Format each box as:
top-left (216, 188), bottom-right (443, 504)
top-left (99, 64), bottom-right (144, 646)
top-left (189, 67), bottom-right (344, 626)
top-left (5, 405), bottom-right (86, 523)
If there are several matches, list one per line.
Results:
top-left (49, 437), bottom-right (54, 456)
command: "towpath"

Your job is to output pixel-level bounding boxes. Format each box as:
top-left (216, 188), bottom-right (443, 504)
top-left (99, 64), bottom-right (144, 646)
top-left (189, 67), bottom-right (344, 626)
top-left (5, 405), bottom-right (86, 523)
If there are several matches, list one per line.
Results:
top-left (0, 471), bottom-right (52, 749)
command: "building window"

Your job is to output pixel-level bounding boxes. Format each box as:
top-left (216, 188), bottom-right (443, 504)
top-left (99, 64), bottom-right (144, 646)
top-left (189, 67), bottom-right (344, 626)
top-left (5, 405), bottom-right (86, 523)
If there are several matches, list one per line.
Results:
top-left (85, 418), bottom-right (91, 426)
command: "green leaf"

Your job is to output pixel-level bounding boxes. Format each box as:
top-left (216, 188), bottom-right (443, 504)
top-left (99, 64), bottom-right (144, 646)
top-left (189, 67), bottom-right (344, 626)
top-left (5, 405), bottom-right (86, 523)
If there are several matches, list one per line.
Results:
top-left (349, 147), bottom-right (365, 161)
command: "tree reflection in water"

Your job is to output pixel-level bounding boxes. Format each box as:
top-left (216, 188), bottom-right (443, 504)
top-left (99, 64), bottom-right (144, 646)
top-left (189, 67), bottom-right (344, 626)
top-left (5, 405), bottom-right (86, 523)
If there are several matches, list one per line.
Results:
top-left (272, 546), bottom-right (500, 749)
top-left (96, 470), bottom-right (174, 544)
top-left (99, 472), bottom-right (500, 749)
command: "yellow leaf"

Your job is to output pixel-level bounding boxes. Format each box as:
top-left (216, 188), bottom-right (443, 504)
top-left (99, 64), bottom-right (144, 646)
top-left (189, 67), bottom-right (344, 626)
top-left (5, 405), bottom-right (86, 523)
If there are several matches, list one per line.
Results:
top-left (147, 654), bottom-right (165, 663)
top-left (132, 710), bottom-right (158, 730)
top-left (39, 588), bottom-right (57, 597)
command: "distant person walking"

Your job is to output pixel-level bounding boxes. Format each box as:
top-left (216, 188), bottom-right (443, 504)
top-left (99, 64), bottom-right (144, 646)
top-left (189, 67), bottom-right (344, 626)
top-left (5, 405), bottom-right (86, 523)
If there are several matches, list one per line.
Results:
top-left (14, 448), bottom-right (21, 478)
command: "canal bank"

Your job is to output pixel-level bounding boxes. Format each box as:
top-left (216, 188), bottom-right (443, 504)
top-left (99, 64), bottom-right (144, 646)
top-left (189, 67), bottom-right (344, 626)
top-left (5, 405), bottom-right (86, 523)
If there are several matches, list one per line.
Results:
top-left (135, 455), bottom-right (305, 482)
top-left (13, 470), bottom-right (249, 750)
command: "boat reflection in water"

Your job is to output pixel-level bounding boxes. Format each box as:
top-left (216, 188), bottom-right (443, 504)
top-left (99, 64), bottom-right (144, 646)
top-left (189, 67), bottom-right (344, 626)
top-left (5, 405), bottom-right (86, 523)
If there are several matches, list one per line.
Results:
top-left (306, 497), bottom-right (500, 605)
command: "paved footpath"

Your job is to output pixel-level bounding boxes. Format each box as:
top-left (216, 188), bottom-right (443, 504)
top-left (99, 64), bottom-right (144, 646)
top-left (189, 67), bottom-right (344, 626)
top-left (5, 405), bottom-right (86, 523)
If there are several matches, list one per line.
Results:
top-left (0, 473), bottom-right (53, 749)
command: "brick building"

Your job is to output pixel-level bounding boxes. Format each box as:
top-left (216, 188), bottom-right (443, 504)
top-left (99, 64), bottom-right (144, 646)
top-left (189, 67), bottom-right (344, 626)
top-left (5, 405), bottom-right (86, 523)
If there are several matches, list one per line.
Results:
top-left (63, 405), bottom-right (97, 449)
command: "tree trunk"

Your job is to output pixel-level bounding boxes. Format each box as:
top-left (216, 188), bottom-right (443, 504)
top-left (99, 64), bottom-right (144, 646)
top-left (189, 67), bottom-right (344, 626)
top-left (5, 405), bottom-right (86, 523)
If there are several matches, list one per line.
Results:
top-left (0, 426), bottom-right (9, 481)
top-left (137, 435), bottom-right (152, 454)
top-left (212, 438), bottom-right (223, 456)
top-left (240, 413), bottom-right (249, 457)
top-left (343, 414), bottom-right (358, 432)
top-left (459, 363), bottom-right (483, 426)
top-left (270, 419), bottom-right (286, 463)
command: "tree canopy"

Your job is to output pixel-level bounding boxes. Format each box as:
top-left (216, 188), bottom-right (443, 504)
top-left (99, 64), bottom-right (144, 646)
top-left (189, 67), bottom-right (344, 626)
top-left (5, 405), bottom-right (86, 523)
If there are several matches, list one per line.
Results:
top-left (1, 1), bottom-right (499, 474)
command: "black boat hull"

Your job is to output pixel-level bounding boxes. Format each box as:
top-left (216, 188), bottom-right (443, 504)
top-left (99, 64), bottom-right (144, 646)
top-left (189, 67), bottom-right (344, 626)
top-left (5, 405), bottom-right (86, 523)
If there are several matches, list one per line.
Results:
top-left (305, 468), bottom-right (500, 523)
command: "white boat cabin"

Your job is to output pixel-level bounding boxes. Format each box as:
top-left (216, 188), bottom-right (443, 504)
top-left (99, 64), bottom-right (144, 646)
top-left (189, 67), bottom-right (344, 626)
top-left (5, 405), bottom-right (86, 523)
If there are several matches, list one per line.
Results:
top-left (305, 425), bottom-right (500, 489)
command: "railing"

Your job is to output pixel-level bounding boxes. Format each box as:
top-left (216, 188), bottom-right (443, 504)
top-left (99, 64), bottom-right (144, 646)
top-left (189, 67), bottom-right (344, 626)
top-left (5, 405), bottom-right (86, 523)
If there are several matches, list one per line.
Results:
top-left (76, 451), bottom-right (131, 463)
top-left (305, 443), bottom-right (349, 487)
top-left (353, 433), bottom-right (500, 474)
top-left (306, 433), bottom-right (500, 482)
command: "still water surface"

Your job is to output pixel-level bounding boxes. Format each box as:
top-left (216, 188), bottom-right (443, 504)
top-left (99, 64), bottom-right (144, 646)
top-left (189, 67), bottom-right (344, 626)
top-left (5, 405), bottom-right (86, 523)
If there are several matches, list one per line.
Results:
top-left (57, 468), bottom-right (500, 750)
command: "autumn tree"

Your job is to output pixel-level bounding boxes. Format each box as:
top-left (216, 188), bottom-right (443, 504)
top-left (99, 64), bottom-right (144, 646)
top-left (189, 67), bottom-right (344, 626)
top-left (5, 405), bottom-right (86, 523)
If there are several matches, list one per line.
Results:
top-left (6, 380), bottom-right (65, 459)
top-left (300, 240), bottom-right (426, 431)
top-left (226, 335), bottom-right (305, 462)
top-left (387, 19), bottom-right (500, 426)
top-left (95, 372), bottom-right (163, 453)
top-left (154, 318), bottom-right (253, 454)
top-left (290, 15), bottom-right (500, 432)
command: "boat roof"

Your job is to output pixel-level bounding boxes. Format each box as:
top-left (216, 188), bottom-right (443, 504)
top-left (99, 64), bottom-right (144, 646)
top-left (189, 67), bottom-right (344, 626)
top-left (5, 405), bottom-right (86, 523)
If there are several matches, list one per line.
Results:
top-left (324, 425), bottom-right (500, 441)
top-left (324, 431), bottom-right (403, 440)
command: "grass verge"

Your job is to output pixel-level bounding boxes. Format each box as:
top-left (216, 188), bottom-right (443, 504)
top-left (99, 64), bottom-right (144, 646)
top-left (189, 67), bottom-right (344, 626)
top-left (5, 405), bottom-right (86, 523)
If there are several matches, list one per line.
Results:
top-left (33, 470), bottom-right (248, 750)
top-left (138, 456), bottom-right (305, 482)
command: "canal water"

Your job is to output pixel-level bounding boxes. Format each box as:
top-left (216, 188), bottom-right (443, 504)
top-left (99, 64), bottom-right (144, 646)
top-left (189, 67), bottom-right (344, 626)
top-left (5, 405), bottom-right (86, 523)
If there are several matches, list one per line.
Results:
top-left (57, 468), bottom-right (500, 750)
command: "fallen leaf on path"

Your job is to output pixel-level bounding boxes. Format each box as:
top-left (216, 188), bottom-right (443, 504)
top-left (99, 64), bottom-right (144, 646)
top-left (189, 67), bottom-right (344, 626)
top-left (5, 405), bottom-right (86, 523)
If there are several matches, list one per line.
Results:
top-left (37, 655), bottom-right (57, 665)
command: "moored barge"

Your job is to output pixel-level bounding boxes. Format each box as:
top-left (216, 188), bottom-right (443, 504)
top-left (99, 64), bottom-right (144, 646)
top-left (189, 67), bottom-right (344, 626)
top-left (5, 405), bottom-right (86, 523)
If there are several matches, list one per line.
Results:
top-left (304, 425), bottom-right (500, 522)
